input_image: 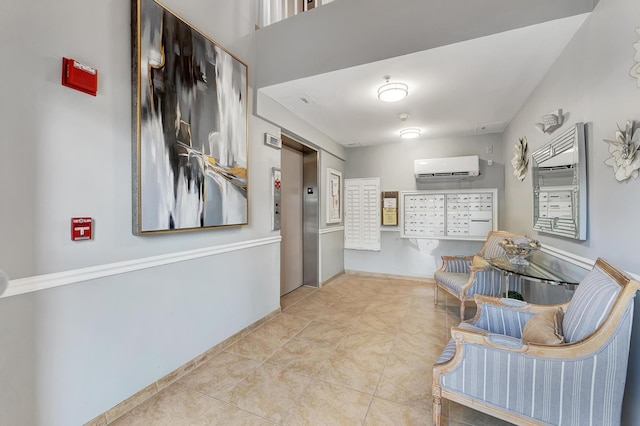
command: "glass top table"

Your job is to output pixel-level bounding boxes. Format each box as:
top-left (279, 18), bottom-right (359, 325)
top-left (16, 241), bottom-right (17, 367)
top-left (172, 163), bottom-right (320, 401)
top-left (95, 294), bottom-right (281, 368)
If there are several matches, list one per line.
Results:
top-left (487, 256), bottom-right (580, 287)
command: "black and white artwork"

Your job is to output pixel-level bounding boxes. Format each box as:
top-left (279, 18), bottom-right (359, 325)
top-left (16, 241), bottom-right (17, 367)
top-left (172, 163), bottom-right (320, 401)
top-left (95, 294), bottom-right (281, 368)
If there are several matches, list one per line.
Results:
top-left (132, 0), bottom-right (248, 234)
top-left (632, 28), bottom-right (640, 87)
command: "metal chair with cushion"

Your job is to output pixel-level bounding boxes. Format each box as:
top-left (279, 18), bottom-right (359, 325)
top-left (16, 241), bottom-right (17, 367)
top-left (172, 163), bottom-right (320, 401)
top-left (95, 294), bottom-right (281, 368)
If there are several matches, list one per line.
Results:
top-left (432, 257), bottom-right (639, 426)
top-left (434, 230), bottom-right (522, 320)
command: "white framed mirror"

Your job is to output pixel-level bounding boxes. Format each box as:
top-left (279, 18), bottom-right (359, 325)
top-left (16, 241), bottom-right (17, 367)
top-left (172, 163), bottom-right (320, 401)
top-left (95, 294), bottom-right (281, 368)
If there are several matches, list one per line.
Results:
top-left (531, 123), bottom-right (587, 240)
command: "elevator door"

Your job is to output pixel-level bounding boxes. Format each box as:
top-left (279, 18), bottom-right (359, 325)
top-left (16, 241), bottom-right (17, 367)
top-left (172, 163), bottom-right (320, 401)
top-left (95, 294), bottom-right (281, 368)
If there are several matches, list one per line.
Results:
top-left (280, 145), bottom-right (304, 296)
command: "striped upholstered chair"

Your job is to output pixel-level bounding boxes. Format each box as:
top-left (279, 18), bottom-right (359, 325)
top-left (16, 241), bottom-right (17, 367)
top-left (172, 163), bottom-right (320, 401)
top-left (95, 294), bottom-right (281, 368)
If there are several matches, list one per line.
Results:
top-left (434, 230), bottom-right (522, 320)
top-left (432, 258), bottom-right (639, 426)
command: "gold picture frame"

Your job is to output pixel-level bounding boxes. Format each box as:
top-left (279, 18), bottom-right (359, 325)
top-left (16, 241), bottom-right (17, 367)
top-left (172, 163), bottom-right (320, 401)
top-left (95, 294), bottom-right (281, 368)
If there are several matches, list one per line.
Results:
top-left (326, 168), bottom-right (342, 224)
top-left (131, 0), bottom-right (248, 234)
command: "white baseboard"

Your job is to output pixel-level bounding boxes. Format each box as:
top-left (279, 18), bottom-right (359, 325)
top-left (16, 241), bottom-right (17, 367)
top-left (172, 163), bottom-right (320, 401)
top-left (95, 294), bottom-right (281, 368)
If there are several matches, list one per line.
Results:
top-left (345, 269), bottom-right (434, 282)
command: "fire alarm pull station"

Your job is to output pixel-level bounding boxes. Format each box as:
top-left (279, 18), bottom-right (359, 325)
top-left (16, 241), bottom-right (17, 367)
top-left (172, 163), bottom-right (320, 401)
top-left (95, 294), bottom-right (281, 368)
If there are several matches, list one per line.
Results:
top-left (62, 58), bottom-right (98, 96)
top-left (71, 217), bottom-right (93, 241)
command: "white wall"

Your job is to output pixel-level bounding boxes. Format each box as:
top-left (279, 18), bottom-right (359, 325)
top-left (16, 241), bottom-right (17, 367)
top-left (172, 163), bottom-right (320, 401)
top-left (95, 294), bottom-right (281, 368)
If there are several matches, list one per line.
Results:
top-left (0, 0), bottom-right (283, 424)
top-left (500, 0), bottom-right (640, 421)
top-left (344, 133), bottom-right (504, 277)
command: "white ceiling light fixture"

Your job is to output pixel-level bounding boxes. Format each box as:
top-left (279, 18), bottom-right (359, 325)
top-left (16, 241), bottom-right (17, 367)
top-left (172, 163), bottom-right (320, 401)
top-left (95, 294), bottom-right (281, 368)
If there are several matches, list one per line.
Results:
top-left (378, 75), bottom-right (408, 102)
top-left (400, 128), bottom-right (421, 139)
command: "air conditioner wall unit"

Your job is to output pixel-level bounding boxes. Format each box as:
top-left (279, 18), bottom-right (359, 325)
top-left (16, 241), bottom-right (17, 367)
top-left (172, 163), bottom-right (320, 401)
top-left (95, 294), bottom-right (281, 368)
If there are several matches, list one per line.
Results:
top-left (414, 155), bottom-right (480, 181)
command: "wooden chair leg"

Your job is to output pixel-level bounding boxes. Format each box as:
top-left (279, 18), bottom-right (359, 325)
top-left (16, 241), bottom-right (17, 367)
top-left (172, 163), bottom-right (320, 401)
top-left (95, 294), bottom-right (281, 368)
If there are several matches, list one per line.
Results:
top-left (434, 283), bottom-right (439, 305)
top-left (433, 394), bottom-right (442, 426)
top-left (460, 302), bottom-right (465, 321)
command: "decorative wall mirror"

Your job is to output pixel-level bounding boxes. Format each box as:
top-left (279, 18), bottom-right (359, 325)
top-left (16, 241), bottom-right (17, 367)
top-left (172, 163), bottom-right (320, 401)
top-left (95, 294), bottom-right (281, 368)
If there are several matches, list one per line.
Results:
top-left (531, 123), bottom-right (587, 240)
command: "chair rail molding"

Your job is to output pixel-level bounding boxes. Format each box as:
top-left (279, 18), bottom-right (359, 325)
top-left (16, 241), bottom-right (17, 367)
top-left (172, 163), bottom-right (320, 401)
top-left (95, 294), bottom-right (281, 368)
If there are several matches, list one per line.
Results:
top-left (320, 226), bottom-right (344, 234)
top-left (539, 244), bottom-right (594, 271)
top-left (2, 236), bottom-right (282, 299)
top-left (540, 244), bottom-right (640, 281)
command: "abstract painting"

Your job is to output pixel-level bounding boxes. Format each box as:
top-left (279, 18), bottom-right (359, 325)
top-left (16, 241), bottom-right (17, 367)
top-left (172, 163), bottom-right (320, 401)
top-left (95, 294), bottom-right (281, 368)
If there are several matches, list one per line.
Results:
top-left (132, 0), bottom-right (248, 234)
top-left (632, 28), bottom-right (640, 87)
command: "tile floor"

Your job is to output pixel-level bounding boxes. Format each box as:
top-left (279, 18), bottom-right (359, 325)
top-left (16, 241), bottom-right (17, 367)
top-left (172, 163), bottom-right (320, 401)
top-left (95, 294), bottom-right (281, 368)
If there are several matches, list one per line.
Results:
top-left (111, 274), bottom-right (513, 425)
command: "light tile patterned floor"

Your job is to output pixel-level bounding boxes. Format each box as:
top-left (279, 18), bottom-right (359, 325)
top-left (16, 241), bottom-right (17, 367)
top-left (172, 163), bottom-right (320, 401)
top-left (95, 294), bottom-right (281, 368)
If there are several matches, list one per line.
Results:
top-left (111, 274), bottom-right (513, 425)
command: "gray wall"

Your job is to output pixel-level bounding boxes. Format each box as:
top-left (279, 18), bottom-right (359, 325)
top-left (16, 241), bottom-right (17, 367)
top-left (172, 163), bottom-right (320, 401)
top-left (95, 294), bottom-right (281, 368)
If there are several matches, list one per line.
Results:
top-left (3, 244), bottom-right (279, 425)
top-left (0, 0), bottom-right (272, 280)
top-left (344, 133), bottom-right (505, 277)
top-left (255, 93), bottom-right (348, 285)
top-left (256, 91), bottom-right (346, 159)
top-left (502, 0), bottom-right (640, 271)
top-left (0, 0), bottom-right (283, 424)
top-left (320, 150), bottom-right (346, 226)
top-left (499, 0), bottom-right (640, 421)
top-left (320, 151), bottom-right (346, 282)
top-left (320, 229), bottom-right (345, 282)
top-left (254, 0), bottom-right (595, 88)
top-left (0, 0), bottom-right (351, 422)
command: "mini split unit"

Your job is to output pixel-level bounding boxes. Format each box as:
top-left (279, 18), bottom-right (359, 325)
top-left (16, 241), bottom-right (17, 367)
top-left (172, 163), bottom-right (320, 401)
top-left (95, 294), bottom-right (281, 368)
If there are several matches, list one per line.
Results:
top-left (414, 155), bottom-right (480, 181)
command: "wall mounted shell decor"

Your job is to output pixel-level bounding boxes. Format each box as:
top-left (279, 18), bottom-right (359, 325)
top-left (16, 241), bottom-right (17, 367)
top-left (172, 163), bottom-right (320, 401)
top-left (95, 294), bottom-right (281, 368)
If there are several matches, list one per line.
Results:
top-left (511, 137), bottom-right (529, 181)
top-left (534, 109), bottom-right (564, 134)
top-left (604, 120), bottom-right (640, 181)
top-left (631, 28), bottom-right (640, 87)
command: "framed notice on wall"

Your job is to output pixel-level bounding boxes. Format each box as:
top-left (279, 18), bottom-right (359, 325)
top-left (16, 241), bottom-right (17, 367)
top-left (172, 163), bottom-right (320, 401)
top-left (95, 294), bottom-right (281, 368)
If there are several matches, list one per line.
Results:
top-left (326, 168), bottom-right (342, 223)
top-left (381, 191), bottom-right (398, 226)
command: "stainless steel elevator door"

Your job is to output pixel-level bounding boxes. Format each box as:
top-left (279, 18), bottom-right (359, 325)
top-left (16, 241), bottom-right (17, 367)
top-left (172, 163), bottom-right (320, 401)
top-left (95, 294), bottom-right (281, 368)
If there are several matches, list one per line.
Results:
top-left (280, 146), bottom-right (304, 296)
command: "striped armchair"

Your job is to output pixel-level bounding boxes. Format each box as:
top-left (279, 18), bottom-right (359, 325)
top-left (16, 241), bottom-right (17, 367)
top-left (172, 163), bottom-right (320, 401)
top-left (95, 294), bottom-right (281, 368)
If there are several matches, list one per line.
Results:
top-left (432, 258), bottom-right (639, 426)
top-left (434, 230), bottom-right (522, 320)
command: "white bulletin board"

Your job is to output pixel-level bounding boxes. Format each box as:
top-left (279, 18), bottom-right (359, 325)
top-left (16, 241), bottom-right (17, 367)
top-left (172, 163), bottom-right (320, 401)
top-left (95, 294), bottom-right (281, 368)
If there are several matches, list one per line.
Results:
top-left (381, 191), bottom-right (399, 226)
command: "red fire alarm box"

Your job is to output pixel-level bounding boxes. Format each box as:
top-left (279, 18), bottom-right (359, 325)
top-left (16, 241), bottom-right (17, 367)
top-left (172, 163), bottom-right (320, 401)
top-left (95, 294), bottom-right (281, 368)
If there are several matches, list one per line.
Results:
top-left (62, 58), bottom-right (98, 96)
top-left (71, 217), bottom-right (93, 241)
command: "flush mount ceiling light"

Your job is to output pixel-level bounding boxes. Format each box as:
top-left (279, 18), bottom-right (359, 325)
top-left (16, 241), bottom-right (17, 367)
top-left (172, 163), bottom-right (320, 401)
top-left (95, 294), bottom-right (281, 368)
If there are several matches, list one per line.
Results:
top-left (400, 128), bottom-right (421, 139)
top-left (378, 75), bottom-right (408, 102)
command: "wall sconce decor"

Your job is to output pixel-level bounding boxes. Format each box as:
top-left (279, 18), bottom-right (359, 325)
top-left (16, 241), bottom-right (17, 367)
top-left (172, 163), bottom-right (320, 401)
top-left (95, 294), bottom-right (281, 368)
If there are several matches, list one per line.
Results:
top-left (604, 120), bottom-right (640, 181)
top-left (631, 28), bottom-right (640, 87)
top-left (534, 109), bottom-right (564, 134)
top-left (511, 137), bottom-right (529, 181)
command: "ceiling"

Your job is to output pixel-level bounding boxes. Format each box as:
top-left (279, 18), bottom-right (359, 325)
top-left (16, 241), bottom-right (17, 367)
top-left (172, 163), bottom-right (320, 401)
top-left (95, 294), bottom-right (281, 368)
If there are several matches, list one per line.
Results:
top-left (259, 14), bottom-right (589, 148)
